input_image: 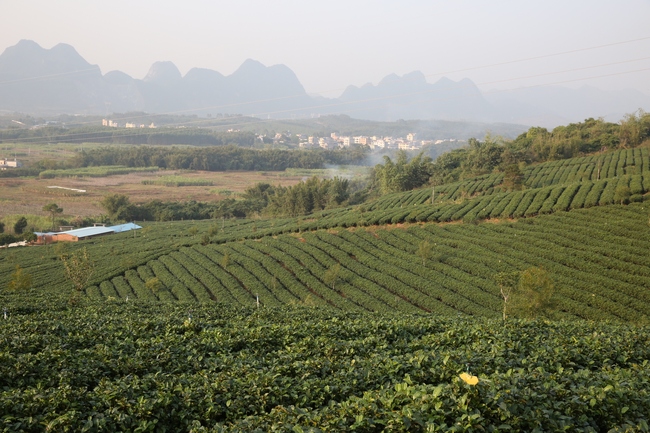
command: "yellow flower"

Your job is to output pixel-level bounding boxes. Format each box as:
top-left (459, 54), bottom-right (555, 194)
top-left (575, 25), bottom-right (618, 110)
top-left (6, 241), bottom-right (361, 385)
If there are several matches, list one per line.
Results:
top-left (460, 372), bottom-right (479, 385)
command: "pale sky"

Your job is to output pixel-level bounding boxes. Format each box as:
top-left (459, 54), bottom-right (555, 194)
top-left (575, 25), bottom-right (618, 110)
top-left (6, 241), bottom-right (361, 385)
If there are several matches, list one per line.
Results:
top-left (2, 0), bottom-right (650, 97)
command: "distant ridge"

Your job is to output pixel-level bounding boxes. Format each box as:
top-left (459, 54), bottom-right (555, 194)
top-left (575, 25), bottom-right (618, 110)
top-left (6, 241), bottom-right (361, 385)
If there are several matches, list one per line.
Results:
top-left (0, 40), bottom-right (648, 126)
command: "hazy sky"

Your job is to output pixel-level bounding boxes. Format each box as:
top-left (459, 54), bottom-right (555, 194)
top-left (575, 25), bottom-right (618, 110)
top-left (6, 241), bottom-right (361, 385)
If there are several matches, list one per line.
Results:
top-left (2, 0), bottom-right (650, 97)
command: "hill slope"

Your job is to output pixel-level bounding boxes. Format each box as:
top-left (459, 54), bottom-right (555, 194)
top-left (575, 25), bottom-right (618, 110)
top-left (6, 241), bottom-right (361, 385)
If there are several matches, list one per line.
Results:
top-left (1, 147), bottom-right (649, 323)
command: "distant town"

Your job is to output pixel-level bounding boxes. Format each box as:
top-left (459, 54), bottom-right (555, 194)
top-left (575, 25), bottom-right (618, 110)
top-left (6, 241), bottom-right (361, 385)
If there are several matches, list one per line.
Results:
top-left (102, 119), bottom-right (157, 129)
top-left (267, 132), bottom-right (460, 151)
top-left (100, 118), bottom-right (463, 151)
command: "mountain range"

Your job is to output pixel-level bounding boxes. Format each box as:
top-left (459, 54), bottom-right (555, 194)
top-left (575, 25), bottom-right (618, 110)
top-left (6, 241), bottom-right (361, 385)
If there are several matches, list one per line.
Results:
top-left (1, 40), bottom-right (648, 128)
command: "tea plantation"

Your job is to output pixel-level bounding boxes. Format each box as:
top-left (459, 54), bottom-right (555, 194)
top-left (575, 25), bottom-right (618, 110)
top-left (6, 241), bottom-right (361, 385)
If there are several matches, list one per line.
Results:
top-left (1, 146), bottom-right (650, 431)
top-left (1, 303), bottom-right (649, 432)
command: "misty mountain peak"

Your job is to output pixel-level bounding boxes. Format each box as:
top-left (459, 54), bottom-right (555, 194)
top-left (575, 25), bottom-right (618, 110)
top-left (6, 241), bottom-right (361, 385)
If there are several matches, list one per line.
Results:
top-left (233, 59), bottom-right (267, 76)
top-left (184, 67), bottom-right (225, 82)
top-left (433, 76), bottom-right (455, 87)
top-left (378, 73), bottom-right (400, 86)
top-left (11, 39), bottom-right (43, 52)
top-left (103, 70), bottom-right (134, 85)
top-left (144, 61), bottom-right (182, 84)
top-left (50, 43), bottom-right (80, 56)
top-left (378, 71), bottom-right (426, 88)
top-left (402, 71), bottom-right (426, 84)
top-left (0, 39), bottom-right (97, 76)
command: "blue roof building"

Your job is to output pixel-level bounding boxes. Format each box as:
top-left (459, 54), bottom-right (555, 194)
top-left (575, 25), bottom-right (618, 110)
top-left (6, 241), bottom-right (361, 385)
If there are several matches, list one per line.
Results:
top-left (35, 223), bottom-right (142, 243)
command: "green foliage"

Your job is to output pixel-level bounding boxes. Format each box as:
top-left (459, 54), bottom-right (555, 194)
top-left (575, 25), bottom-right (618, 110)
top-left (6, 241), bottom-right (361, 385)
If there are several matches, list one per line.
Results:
top-left (0, 233), bottom-right (18, 246)
top-left (323, 263), bottom-right (341, 290)
top-left (266, 176), bottom-right (351, 217)
top-left (220, 252), bottom-right (231, 269)
top-left (42, 202), bottom-right (63, 229)
top-left (12, 216), bottom-right (27, 235)
top-left (6, 265), bottom-right (31, 292)
top-left (141, 176), bottom-right (213, 187)
top-left (100, 193), bottom-right (133, 221)
top-left (515, 267), bottom-right (555, 319)
top-left (416, 240), bottom-right (432, 266)
top-left (39, 165), bottom-right (158, 179)
top-left (502, 163), bottom-right (524, 191)
top-left (71, 145), bottom-right (368, 172)
top-left (495, 271), bottom-right (520, 320)
top-left (373, 151), bottom-right (433, 194)
top-left (619, 109), bottom-right (650, 147)
top-left (60, 247), bottom-right (95, 292)
top-left (144, 277), bottom-right (162, 293)
top-left (0, 304), bottom-right (649, 431)
top-left (614, 182), bottom-right (632, 205)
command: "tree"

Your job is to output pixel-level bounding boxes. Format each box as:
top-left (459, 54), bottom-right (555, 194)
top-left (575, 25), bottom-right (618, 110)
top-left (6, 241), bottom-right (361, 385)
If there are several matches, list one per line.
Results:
top-left (516, 267), bottom-right (555, 319)
top-left (6, 265), bottom-right (32, 292)
top-left (42, 203), bottom-right (63, 229)
top-left (373, 151), bottom-right (433, 194)
top-left (502, 164), bottom-right (524, 191)
top-left (100, 194), bottom-right (134, 221)
top-left (323, 263), bottom-right (341, 290)
top-left (416, 240), bottom-right (432, 266)
top-left (495, 272), bottom-right (520, 320)
top-left (60, 247), bottom-right (95, 292)
top-left (221, 252), bottom-right (231, 268)
top-left (0, 221), bottom-right (4, 233)
top-left (13, 217), bottom-right (27, 235)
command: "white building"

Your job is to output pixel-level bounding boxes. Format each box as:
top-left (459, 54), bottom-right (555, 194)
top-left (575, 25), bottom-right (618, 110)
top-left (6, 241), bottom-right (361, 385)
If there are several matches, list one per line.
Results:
top-left (0, 159), bottom-right (22, 170)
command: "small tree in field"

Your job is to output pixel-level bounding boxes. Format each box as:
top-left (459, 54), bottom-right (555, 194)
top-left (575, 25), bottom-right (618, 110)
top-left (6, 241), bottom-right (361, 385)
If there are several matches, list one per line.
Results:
top-left (495, 271), bottom-right (520, 320)
top-left (7, 265), bottom-right (32, 292)
top-left (416, 240), bottom-right (432, 266)
top-left (323, 263), bottom-right (341, 290)
top-left (221, 252), bottom-right (231, 268)
top-left (43, 203), bottom-right (63, 229)
top-left (60, 247), bottom-right (94, 292)
top-left (145, 277), bottom-right (163, 293)
top-left (13, 217), bottom-right (27, 235)
top-left (503, 164), bottom-right (524, 191)
top-left (516, 267), bottom-right (555, 319)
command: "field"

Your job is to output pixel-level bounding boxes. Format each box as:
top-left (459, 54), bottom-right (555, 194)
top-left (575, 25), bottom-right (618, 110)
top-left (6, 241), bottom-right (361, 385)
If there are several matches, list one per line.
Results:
top-left (0, 169), bottom-right (304, 220)
top-left (1, 145), bottom-right (650, 431)
top-left (1, 303), bottom-right (648, 432)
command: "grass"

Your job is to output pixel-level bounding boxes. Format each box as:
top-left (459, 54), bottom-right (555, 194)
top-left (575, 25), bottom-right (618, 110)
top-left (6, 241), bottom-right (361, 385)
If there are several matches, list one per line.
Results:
top-left (39, 166), bottom-right (159, 179)
top-left (141, 176), bottom-right (213, 187)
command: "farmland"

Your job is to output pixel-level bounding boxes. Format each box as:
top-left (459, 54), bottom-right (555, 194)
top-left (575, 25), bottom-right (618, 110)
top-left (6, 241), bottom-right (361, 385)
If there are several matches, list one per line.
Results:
top-left (0, 169), bottom-right (306, 220)
top-left (0, 303), bottom-right (649, 431)
top-left (1, 140), bottom-right (650, 431)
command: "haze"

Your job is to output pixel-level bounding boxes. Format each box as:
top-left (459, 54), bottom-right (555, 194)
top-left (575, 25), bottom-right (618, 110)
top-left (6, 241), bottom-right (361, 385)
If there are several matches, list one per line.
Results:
top-left (2, 0), bottom-right (649, 98)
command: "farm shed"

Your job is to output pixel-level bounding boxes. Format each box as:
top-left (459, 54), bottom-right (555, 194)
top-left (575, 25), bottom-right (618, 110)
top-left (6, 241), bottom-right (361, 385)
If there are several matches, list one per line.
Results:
top-left (35, 223), bottom-right (141, 244)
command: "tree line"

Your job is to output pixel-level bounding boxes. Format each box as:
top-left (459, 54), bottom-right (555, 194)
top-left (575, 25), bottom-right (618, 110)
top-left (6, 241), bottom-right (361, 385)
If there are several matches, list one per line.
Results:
top-left (98, 175), bottom-right (363, 222)
top-left (0, 126), bottom-right (257, 147)
top-left (70, 145), bottom-right (368, 171)
top-left (431, 112), bottom-right (650, 185)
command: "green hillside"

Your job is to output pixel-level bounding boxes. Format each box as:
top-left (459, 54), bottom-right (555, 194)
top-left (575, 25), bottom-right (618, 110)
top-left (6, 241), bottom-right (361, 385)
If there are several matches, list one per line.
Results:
top-left (73, 204), bottom-right (650, 322)
top-left (2, 144), bottom-right (650, 431)
top-left (2, 147), bottom-right (649, 323)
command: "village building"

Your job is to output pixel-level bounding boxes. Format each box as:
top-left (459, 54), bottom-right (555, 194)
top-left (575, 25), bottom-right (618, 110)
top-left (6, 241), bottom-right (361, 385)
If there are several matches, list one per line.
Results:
top-left (35, 223), bottom-right (141, 244)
